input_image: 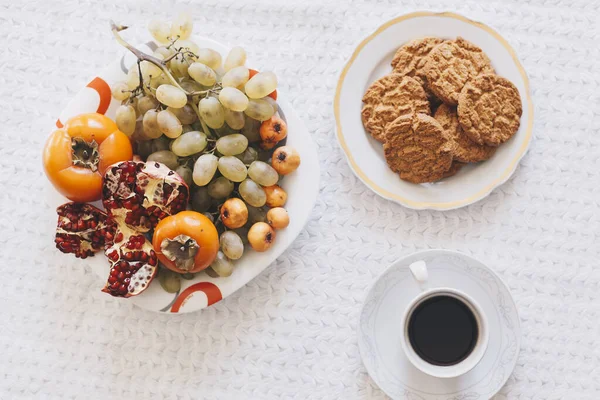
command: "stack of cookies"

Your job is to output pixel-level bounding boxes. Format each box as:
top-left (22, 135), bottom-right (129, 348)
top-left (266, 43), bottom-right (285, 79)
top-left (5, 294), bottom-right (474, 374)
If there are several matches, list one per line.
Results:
top-left (361, 37), bottom-right (523, 184)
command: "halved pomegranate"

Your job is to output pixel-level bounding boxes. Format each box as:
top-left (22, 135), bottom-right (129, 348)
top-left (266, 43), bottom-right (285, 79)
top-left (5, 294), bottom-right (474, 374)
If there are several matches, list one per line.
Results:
top-left (102, 161), bottom-right (189, 232)
top-left (55, 202), bottom-right (115, 259)
top-left (103, 225), bottom-right (158, 297)
top-left (99, 160), bottom-right (189, 298)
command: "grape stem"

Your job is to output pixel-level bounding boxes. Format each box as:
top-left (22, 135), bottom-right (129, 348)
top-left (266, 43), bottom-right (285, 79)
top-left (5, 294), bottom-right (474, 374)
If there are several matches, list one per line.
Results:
top-left (111, 21), bottom-right (199, 97)
top-left (111, 21), bottom-right (223, 99)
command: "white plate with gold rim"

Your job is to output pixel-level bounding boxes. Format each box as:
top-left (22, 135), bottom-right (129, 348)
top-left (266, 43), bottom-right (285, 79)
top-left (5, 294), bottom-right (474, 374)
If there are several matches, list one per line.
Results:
top-left (46, 36), bottom-right (320, 313)
top-left (334, 12), bottom-right (533, 210)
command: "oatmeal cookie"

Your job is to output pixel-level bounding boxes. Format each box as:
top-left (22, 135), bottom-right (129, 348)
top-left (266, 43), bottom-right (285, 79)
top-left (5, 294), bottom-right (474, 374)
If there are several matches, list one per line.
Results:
top-left (422, 37), bottom-right (494, 105)
top-left (391, 37), bottom-right (446, 111)
top-left (441, 161), bottom-right (466, 179)
top-left (391, 37), bottom-right (445, 77)
top-left (383, 113), bottom-right (455, 183)
top-left (361, 74), bottom-right (430, 142)
top-left (458, 73), bottom-right (522, 146)
top-left (434, 104), bottom-right (496, 162)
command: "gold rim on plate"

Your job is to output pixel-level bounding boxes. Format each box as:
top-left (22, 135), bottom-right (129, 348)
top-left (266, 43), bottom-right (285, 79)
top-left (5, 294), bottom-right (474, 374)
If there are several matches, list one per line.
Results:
top-left (334, 11), bottom-right (534, 210)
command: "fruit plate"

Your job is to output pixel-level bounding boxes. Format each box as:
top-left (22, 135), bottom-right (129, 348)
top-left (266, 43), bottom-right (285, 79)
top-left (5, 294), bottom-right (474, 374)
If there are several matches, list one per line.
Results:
top-left (46, 36), bottom-right (320, 313)
top-left (334, 11), bottom-right (534, 210)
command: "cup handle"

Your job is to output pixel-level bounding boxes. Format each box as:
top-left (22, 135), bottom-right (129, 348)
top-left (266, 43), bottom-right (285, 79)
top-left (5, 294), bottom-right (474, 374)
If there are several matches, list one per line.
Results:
top-left (409, 260), bottom-right (428, 289)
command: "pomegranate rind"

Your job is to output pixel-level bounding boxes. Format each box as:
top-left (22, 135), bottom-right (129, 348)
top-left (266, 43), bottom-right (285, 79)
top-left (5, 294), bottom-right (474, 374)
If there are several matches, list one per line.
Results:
top-left (55, 202), bottom-right (115, 259)
top-left (102, 160), bottom-right (189, 232)
top-left (102, 225), bottom-right (158, 298)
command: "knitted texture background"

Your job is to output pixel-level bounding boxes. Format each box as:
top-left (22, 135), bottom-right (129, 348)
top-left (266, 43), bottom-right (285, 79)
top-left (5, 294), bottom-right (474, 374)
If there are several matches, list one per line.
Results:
top-left (1, 0), bottom-right (599, 399)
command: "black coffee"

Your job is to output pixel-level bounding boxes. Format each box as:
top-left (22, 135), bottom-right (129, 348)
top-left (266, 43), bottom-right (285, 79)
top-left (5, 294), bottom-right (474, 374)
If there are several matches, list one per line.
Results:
top-left (408, 295), bottom-right (478, 366)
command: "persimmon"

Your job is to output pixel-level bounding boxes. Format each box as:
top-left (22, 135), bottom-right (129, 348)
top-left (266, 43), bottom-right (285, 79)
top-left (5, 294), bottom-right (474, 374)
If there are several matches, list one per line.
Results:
top-left (43, 113), bottom-right (133, 202)
top-left (152, 211), bottom-right (219, 274)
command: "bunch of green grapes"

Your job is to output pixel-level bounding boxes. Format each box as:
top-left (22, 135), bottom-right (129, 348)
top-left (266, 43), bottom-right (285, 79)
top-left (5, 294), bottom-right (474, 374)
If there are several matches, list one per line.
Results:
top-left (109, 13), bottom-right (298, 279)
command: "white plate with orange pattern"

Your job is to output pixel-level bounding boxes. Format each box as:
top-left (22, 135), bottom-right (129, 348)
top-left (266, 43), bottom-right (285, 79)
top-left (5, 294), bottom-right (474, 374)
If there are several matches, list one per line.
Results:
top-left (334, 12), bottom-right (533, 210)
top-left (46, 36), bottom-right (319, 313)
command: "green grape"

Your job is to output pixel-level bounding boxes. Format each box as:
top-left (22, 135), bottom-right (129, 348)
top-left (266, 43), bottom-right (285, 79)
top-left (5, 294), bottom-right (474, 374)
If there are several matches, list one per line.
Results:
top-left (222, 66), bottom-right (249, 88)
top-left (126, 65), bottom-right (140, 89)
top-left (210, 251), bottom-right (234, 277)
top-left (169, 57), bottom-right (191, 79)
top-left (156, 84), bottom-right (187, 108)
top-left (136, 140), bottom-right (153, 159)
top-left (193, 154), bottom-right (218, 186)
top-left (175, 165), bottom-right (193, 187)
top-left (176, 39), bottom-right (200, 55)
top-left (199, 97), bottom-right (225, 129)
top-left (219, 87), bottom-right (249, 112)
top-left (215, 124), bottom-right (238, 137)
top-left (220, 231), bottom-right (244, 260)
top-left (224, 109), bottom-right (245, 130)
top-left (239, 179), bottom-right (267, 207)
top-left (191, 187), bottom-right (211, 212)
top-left (188, 62), bottom-right (217, 86)
top-left (224, 46), bottom-right (247, 72)
top-left (179, 79), bottom-right (203, 94)
top-left (153, 46), bottom-right (175, 59)
top-left (151, 135), bottom-right (171, 152)
top-left (168, 104), bottom-right (197, 125)
top-left (111, 82), bottom-right (129, 101)
top-left (235, 147), bottom-right (258, 164)
top-left (150, 73), bottom-right (171, 89)
top-left (216, 134), bottom-right (248, 156)
top-left (182, 125), bottom-right (193, 133)
top-left (248, 161), bottom-right (279, 186)
top-left (157, 109), bottom-right (183, 138)
top-left (115, 104), bottom-right (136, 136)
top-left (217, 156), bottom-right (247, 182)
top-left (142, 109), bottom-right (163, 139)
top-left (141, 60), bottom-right (163, 81)
top-left (170, 131), bottom-right (207, 157)
top-left (137, 96), bottom-right (159, 116)
top-left (245, 71), bottom-right (277, 99)
top-left (196, 48), bottom-right (222, 71)
top-left (233, 227), bottom-right (250, 244)
top-left (147, 150), bottom-right (178, 171)
top-left (244, 98), bottom-right (275, 121)
top-left (207, 176), bottom-right (234, 199)
top-left (246, 206), bottom-right (267, 225)
top-left (263, 96), bottom-right (278, 114)
top-left (241, 116), bottom-right (261, 142)
top-left (148, 19), bottom-right (171, 44)
top-left (171, 12), bottom-right (193, 40)
top-left (257, 149), bottom-right (272, 162)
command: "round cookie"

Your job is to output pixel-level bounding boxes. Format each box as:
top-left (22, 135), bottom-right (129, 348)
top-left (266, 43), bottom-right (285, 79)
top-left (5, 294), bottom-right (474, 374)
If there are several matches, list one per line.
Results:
top-left (361, 74), bottom-right (430, 142)
top-left (383, 113), bottom-right (455, 184)
top-left (422, 37), bottom-right (494, 105)
top-left (391, 37), bottom-right (445, 77)
top-left (391, 37), bottom-right (446, 111)
top-left (441, 161), bottom-right (466, 179)
top-left (458, 74), bottom-right (523, 146)
top-left (434, 104), bottom-right (496, 162)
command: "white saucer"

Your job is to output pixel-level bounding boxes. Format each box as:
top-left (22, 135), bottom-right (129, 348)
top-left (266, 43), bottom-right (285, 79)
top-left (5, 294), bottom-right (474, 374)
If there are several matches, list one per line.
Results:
top-left (358, 250), bottom-right (520, 399)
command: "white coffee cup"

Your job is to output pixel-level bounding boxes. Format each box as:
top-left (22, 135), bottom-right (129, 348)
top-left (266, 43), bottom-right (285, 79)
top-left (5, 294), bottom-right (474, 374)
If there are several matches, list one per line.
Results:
top-left (400, 260), bottom-right (489, 379)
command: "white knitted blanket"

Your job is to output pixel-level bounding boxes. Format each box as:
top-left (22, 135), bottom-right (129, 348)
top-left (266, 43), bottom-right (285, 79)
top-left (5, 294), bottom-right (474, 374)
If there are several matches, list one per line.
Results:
top-left (1, 0), bottom-right (599, 399)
